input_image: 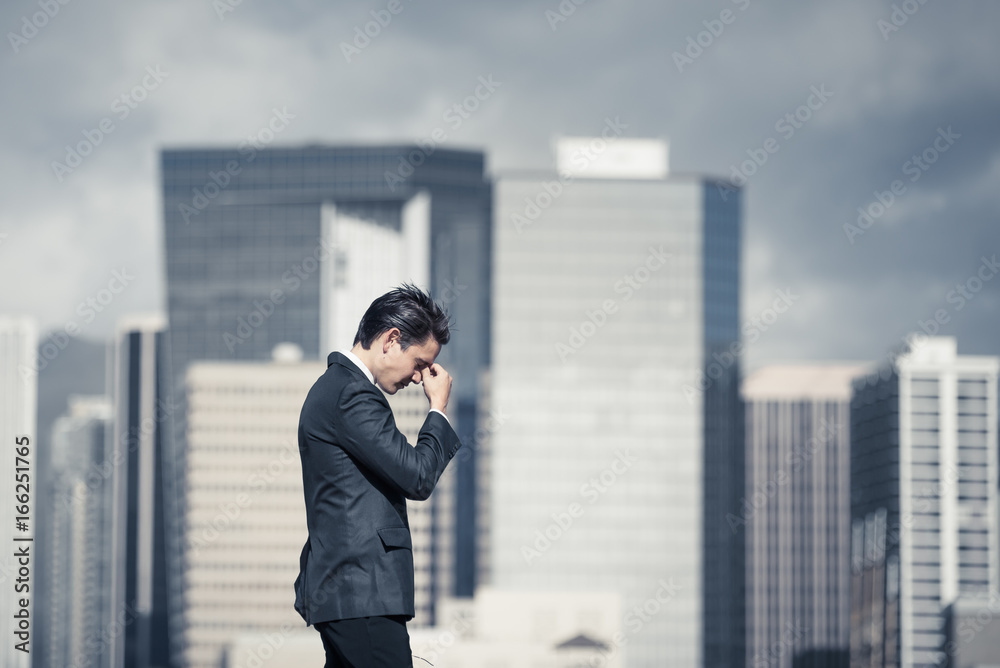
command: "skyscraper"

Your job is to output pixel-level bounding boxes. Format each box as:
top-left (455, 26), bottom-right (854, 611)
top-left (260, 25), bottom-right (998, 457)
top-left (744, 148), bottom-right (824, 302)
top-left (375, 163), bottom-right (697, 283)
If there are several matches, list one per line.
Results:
top-left (742, 364), bottom-right (866, 668)
top-left (850, 336), bottom-right (999, 668)
top-left (108, 315), bottom-right (171, 668)
top-left (160, 145), bottom-right (489, 390)
top-left (160, 144), bottom-right (492, 658)
top-left (489, 137), bottom-right (742, 667)
top-left (42, 395), bottom-right (114, 668)
top-left (1, 316), bottom-right (37, 668)
top-left (179, 349), bottom-right (321, 667)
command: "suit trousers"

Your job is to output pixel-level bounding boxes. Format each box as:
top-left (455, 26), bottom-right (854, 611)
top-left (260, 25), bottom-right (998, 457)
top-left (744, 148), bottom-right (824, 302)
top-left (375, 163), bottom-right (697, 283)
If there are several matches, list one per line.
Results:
top-left (314, 615), bottom-right (413, 668)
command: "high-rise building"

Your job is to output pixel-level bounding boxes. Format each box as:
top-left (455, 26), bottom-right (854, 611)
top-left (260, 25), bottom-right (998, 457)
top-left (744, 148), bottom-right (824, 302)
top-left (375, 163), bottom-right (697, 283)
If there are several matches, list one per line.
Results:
top-left (219, 587), bottom-right (625, 667)
top-left (179, 349), bottom-right (320, 667)
top-left (42, 395), bottom-right (114, 668)
top-left (408, 588), bottom-right (625, 668)
top-left (108, 315), bottom-right (171, 668)
top-left (941, 595), bottom-right (1000, 667)
top-left (160, 145), bottom-right (492, 658)
top-left (1, 316), bottom-right (37, 668)
top-left (742, 364), bottom-right (867, 668)
top-left (179, 344), bottom-right (464, 667)
top-left (850, 336), bottom-right (999, 668)
top-left (32, 334), bottom-right (107, 668)
top-left (489, 137), bottom-right (742, 667)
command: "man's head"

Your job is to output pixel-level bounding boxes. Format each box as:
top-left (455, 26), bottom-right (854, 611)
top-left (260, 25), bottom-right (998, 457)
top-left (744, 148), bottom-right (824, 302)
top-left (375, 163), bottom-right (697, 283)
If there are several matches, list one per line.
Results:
top-left (352, 284), bottom-right (451, 394)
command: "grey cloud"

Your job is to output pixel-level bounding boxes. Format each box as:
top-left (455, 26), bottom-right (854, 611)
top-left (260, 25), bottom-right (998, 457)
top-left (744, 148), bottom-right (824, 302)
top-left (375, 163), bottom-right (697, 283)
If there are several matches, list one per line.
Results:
top-left (1, 0), bottom-right (998, 368)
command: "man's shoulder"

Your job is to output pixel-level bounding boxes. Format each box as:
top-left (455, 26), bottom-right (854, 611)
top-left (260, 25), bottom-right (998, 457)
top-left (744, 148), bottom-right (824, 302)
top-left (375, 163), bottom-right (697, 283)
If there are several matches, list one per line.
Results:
top-left (312, 361), bottom-right (384, 406)
top-left (326, 351), bottom-right (356, 374)
top-left (301, 367), bottom-right (386, 436)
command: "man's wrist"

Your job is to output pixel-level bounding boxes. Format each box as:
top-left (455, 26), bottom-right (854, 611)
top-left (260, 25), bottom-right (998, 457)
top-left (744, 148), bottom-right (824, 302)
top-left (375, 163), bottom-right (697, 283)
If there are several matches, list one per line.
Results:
top-left (429, 407), bottom-right (450, 425)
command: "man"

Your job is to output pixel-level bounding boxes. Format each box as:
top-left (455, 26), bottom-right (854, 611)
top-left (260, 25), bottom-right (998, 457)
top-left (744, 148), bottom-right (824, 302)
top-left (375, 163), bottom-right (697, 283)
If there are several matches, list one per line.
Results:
top-left (294, 284), bottom-right (462, 667)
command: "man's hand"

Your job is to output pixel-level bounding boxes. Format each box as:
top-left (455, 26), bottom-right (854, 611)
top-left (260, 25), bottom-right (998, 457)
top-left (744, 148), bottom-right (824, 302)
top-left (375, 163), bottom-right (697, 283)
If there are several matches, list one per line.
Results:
top-left (421, 363), bottom-right (452, 414)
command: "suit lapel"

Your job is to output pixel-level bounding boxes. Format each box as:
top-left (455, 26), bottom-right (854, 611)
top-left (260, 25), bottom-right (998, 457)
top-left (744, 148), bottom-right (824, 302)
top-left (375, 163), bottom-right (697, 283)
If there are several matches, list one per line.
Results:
top-left (328, 351), bottom-right (373, 383)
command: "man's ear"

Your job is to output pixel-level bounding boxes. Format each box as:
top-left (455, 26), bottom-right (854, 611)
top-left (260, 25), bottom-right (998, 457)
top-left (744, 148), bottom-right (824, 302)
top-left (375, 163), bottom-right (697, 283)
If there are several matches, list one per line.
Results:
top-left (382, 328), bottom-right (401, 353)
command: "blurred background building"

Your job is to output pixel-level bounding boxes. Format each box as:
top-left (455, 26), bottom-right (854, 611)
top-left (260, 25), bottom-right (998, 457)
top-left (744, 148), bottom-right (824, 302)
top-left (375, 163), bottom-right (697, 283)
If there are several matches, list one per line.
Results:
top-left (109, 315), bottom-right (171, 668)
top-left (178, 347), bottom-right (319, 667)
top-left (850, 337), bottom-right (999, 668)
top-left (177, 344), bottom-right (470, 666)
top-left (40, 394), bottom-right (113, 668)
top-left (1, 317), bottom-right (38, 668)
top-left (218, 588), bottom-right (625, 668)
top-left (4, 4), bottom-right (999, 668)
top-left (160, 145), bottom-right (492, 662)
top-left (6, 126), bottom-right (996, 668)
top-left (30, 333), bottom-right (106, 668)
top-left (488, 137), bottom-right (743, 668)
top-left (743, 364), bottom-right (866, 668)
top-left (407, 588), bottom-right (625, 668)
top-left (941, 595), bottom-right (1000, 668)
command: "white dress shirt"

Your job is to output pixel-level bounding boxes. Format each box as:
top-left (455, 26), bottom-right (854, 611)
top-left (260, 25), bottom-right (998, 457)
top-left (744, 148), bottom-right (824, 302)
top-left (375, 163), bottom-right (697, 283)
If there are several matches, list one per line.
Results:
top-left (340, 349), bottom-right (449, 424)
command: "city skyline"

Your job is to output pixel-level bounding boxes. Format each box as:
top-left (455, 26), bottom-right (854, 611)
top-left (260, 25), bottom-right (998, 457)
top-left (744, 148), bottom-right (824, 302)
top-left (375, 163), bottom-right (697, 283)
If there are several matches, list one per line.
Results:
top-left (490, 139), bottom-right (743, 667)
top-left (2, 3), bottom-right (999, 667)
top-left (850, 337), bottom-right (999, 668)
top-left (2, 1), bottom-right (998, 371)
top-left (742, 363), bottom-right (865, 668)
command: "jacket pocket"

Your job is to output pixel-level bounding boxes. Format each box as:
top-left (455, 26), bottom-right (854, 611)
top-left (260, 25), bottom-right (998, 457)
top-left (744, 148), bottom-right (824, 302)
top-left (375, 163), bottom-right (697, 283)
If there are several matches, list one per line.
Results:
top-left (377, 526), bottom-right (412, 550)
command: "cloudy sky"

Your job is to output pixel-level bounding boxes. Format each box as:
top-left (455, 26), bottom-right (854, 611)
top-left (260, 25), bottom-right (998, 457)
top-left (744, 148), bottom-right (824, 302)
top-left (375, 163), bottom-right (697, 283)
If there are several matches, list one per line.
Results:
top-left (2, 0), bottom-right (998, 371)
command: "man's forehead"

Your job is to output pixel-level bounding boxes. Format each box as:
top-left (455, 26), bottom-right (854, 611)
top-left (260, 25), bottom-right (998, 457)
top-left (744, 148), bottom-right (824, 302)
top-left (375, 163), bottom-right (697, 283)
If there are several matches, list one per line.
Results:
top-left (413, 337), bottom-right (441, 361)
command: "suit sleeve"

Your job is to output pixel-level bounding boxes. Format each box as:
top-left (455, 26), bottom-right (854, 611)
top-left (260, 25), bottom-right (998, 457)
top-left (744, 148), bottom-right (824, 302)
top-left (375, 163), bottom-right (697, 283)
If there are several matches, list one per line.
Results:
top-left (312, 379), bottom-right (461, 501)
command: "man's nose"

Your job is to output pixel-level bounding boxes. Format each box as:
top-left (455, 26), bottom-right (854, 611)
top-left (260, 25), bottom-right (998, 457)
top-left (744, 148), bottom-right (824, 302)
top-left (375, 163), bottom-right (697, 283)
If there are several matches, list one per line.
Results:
top-left (412, 370), bottom-right (422, 383)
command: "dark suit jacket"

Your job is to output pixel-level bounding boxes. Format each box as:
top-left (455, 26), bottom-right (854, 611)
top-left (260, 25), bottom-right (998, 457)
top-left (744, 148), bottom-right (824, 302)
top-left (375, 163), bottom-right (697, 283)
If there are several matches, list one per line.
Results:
top-left (293, 351), bottom-right (461, 625)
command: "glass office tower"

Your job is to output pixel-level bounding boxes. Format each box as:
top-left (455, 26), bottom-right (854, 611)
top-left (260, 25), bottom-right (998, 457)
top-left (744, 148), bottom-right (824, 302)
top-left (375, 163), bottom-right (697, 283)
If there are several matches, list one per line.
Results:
top-left (490, 139), bottom-right (743, 668)
top-left (180, 355), bottom-right (321, 668)
top-left (743, 364), bottom-right (866, 668)
top-left (161, 145), bottom-right (491, 662)
top-left (109, 316), bottom-right (171, 668)
top-left (43, 395), bottom-right (114, 668)
top-left (850, 337), bottom-right (999, 668)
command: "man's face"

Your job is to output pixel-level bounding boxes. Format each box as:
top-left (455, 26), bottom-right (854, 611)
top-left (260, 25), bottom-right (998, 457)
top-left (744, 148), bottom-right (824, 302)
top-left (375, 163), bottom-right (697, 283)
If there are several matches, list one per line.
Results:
top-left (377, 331), bottom-right (440, 395)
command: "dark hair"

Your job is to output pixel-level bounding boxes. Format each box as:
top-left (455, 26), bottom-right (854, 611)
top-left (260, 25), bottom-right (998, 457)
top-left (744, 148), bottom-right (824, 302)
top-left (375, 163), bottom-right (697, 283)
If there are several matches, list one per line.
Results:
top-left (353, 283), bottom-right (451, 350)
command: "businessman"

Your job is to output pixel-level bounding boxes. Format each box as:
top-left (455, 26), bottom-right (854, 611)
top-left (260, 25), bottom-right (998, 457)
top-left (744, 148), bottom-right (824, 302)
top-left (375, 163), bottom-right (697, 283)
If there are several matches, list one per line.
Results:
top-left (294, 284), bottom-right (462, 667)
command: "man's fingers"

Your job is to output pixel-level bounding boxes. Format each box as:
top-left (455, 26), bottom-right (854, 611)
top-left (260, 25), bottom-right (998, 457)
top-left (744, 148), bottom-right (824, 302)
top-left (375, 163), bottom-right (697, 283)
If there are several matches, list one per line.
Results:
top-left (421, 364), bottom-right (449, 384)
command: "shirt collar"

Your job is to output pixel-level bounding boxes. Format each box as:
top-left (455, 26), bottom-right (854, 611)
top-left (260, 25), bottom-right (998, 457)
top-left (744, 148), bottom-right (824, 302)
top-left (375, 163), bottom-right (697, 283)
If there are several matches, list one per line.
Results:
top-left (340, 348), bottom-right (375, 385)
